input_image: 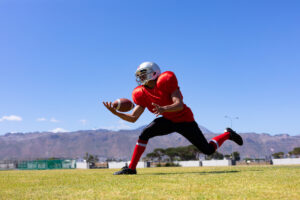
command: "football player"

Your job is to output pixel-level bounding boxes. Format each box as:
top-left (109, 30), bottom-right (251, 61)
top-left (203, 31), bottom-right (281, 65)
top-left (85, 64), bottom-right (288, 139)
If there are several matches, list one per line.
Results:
top-left (103, 62), bottom-right (243, 175)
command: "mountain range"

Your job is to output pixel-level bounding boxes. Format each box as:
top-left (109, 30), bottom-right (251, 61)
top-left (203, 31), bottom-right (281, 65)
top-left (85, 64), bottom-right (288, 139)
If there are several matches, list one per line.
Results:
top-left (1, 126), bottom-right (299, 160)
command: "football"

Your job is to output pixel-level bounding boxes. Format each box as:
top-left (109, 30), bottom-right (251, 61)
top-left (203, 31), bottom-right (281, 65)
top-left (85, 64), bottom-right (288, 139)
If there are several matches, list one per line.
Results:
top-left (112, 98), bottom-right (135, 112)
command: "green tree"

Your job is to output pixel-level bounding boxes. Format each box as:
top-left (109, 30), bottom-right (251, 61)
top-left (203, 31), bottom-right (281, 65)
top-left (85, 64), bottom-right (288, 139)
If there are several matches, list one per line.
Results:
top-left (154, 148), bottom-right (165, 164)
top-left (272, 152), bottom-right (284, 158)
top-left (84, 152), bottom-right (99, 165)
top-left (146, 148), bottom-right (166, 163)
top-left (206, 151), bottom-right (224, 160)
top-left (164, 147), bottom-right (179, 162)
top-left (175, 146), bottom-right (191, 160)
top-left (174, 145), bottom-right (200, 160)
top-left (232, 151), bottom-right (240, 161)
top-left (146, 152), bottom-right (157, 161)
top-left (289, 147), bottom-right (300, 156)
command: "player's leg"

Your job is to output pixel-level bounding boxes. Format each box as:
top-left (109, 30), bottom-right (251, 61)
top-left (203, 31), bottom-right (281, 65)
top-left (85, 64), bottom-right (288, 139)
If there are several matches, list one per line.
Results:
top-left (226, 127), bottom-right (243, 145)
top-left (139, 117), bottom-right (175, 141)
top-left (209, 127), bottom-right (243, 149)
top-left (176, 122), bottom-right (243, 155)
top-left (114, 117), bottom-right (175, 175)
top-left (175, 121), bottom-right (215, 155)
top-left (129, 117), bottom-right (175, 170)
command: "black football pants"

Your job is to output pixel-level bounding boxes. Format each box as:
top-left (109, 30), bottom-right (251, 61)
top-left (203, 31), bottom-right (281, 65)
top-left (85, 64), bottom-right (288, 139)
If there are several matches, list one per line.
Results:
top-left (139, 117), bottom-right (215, 155)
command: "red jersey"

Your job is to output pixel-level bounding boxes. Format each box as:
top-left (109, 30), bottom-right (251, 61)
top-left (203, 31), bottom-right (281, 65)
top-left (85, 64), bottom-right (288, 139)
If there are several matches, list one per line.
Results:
top-left (132, 71), bottom-right (194, 123)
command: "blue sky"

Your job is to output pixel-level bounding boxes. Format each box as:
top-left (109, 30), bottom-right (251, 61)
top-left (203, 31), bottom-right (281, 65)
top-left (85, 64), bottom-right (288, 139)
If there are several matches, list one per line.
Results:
top-left (0, 0), bottom-right (299, 135)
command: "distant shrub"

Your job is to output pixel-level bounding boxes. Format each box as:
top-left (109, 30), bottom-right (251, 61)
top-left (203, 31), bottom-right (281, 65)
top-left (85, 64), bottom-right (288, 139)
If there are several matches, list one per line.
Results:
top-left (165, 162), bottom-right (180, 167)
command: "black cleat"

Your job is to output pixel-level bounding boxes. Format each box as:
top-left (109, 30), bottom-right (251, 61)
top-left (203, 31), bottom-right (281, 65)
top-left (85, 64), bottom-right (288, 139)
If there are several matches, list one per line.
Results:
top-left (226, 128), bottom-right (243, 146)
top-left (113, 166), bottom-right (137, 175)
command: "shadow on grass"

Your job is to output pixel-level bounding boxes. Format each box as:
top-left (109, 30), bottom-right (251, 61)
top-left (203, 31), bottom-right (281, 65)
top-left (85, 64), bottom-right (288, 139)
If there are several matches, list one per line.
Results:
top-left (142, 170), bottom-right (241, 176)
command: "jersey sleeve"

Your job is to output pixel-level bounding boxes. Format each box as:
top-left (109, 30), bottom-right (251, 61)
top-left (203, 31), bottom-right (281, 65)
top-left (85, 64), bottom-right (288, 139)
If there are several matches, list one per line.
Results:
top-left (158, 71), bottom-right (179, 94)
top-left (132, 86), bottom-right (146, 107)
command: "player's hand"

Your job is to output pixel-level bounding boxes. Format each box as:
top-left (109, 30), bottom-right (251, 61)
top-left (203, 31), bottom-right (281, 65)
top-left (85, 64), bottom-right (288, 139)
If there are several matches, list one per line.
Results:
top-left (103, 101), bottom-right (117, 114)
top-left (152, 103), bottom-right (165, 117)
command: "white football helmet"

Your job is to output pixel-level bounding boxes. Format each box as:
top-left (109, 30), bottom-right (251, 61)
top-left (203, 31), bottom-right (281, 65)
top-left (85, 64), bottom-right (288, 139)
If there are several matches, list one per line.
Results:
top-left (135, 61), bottom-right (161, 85)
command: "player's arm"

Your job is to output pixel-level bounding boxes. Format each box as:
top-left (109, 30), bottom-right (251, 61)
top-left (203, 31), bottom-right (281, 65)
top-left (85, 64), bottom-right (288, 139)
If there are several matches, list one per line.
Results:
top-left (103, 102), bottom-right (145, 123)
top-left (152, 89), bottom-right (183, 116)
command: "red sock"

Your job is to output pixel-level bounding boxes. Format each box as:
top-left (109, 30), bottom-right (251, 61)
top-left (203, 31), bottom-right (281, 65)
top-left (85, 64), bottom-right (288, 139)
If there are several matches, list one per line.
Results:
top-left (209, 131), bottom-right (230, 150)
top-left (129, 139), bottom-right (148, 170)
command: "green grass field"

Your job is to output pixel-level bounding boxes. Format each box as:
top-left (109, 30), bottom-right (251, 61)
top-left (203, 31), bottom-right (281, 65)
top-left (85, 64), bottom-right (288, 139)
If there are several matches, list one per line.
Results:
top-left (1, 165), bottom-right (300, 200)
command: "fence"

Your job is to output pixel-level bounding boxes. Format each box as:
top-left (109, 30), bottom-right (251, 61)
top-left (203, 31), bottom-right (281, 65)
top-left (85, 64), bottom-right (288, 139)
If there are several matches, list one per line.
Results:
top-left (17, 159), bottom-right (76, 170)
top-left (174, 160), bottom-right (201, 167)
top-left (201, 159), bottom-right (233, 166)
top-left (107, 161), bottom-right (146, 169)
top-left (0, 161), bottom-right (16, 170)
top-left (272, 158), bottom-right (300, 165)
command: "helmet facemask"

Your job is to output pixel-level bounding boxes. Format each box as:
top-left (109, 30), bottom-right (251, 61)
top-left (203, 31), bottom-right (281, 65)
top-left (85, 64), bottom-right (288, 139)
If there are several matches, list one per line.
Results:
top-left (135, 69), bottom-right (157, 85)
top-left (135, 61), bottom-right (161, 86)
